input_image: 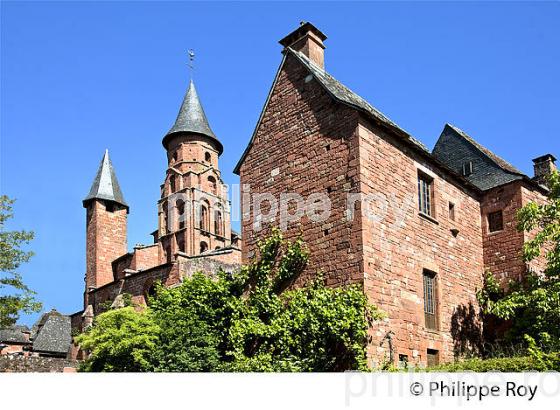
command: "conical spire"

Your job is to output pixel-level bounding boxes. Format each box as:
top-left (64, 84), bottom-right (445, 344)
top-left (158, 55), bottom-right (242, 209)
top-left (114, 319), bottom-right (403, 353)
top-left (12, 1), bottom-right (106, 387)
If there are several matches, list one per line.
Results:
top-left (83, 150), bottom-right (128, 209)
top-left (163, 80), bottom-right (223, 154)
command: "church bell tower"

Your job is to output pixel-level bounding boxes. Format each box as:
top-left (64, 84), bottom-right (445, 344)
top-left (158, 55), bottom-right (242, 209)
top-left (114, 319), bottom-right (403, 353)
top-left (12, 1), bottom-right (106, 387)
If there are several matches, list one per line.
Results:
top-left (157, 79), bottom-right (233, 264)
top-left (83, 150), bottom-right (128, 306)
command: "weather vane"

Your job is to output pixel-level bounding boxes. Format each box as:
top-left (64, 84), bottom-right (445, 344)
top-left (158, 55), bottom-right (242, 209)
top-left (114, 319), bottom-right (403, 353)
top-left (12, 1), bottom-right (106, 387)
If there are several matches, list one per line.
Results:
top-left (187, 49), bottom-right (195, 78)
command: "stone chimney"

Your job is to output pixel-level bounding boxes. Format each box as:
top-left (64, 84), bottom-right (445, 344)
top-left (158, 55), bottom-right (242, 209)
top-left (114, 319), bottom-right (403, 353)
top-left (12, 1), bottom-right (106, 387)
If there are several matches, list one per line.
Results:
top-left (279, 21), bottom-right (327, 69)
top-left (532, 154), bottom-right (557, 186)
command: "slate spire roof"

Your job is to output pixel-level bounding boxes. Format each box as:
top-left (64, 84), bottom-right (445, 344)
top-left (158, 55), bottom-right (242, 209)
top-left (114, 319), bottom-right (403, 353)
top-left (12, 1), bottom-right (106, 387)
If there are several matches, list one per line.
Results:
top-left (163, 80), bottom-right (223, 154)
top-left (83, 149), bottom-right (128, 209)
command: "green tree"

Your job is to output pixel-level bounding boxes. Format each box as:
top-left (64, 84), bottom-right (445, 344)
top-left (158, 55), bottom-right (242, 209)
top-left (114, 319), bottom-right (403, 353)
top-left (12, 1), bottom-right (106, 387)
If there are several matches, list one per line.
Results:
top-left (0, 195), bottom-right (41, 328)
top-left (478, 171), bottom-right (560, 349)
top-left (77, 230), bottom-right (383, 372)
top-left (75, 307), bottom-right (160, 372)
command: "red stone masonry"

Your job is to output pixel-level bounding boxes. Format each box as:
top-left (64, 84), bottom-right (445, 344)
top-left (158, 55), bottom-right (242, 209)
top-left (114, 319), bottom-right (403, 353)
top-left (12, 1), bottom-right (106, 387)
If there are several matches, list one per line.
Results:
top-left (238, 27), bottom-right (486, 367)
top-left (239, 54), bottom-right (363, 288)
top-left (85, 200), bottom-right (127, 291)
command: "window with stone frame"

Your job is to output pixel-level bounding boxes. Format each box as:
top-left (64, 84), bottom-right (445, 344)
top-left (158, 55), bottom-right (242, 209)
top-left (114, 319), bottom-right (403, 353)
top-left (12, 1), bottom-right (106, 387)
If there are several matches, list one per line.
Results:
top-left (200, 241), bottom-right (208, 253)
top-left (488, 210), bottom-right (504, 233)
top-left (427, 349), bottom-right (439, 367)
top-left (423, 270), bottom-right (438, 330)
top-left (214, 209), bottom-right (223, 236)
top-left (200, 203), bottom-right (209, 231)
top-left (169, 175), bottom-right (176, 193)
top-left (448, 202), bottom-right (456, 221)
top-left (418, 171), bottom-right (434, 217)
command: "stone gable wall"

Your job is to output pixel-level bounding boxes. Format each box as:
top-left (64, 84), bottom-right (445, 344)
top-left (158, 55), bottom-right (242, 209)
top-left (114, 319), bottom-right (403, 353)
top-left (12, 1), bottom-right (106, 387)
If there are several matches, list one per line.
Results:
top-left (239, 53), bottom-right (363, 287)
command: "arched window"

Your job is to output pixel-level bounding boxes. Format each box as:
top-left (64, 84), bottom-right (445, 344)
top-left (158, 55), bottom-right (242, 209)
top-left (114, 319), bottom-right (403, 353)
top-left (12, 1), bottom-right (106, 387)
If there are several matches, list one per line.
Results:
top-left (172, 151), bottom-right (178, 162)
top-left (200, 241), bottom-right (208, 253)
top-left (144, 281), bottom-right (157, 305)
top-left (208, 176), bottom-right (217, 195)
top-left (161, 201), bottom-right (168, 234)
top-left (205, 152), bottom-right (211, 162)
top-left (169, 175), bottom-right (176, 193)
top-left (177, 234), bottom-right (185, 253)
top-left (176, 199), bottom-right (185, 230)
top-left (200, 204), bottom-right (209, 231)
top-left (214, 210), bottom-right (223, 236)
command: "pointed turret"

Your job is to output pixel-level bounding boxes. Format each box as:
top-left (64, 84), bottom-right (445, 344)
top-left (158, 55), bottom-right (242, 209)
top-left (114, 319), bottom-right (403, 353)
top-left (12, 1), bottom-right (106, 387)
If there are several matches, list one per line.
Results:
top-left (163, 80), bottom-right (223, 154)
top-left (83, 149), bottom-right (128, 210)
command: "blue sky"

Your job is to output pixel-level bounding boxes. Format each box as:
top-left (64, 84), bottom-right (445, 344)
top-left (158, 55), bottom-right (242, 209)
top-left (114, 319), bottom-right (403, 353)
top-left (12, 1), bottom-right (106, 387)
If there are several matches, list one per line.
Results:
top-left (1, 1), bottom-right (559, 325)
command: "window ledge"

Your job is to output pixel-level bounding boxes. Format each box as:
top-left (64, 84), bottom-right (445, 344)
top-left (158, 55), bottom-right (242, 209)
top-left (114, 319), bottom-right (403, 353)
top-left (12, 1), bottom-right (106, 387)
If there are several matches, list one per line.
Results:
top-left (418, 212), bottom-right (439, 225)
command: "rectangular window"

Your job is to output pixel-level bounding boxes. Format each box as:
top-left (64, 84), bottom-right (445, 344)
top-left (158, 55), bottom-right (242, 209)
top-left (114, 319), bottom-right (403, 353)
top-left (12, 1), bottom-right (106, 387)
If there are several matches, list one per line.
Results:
top-left (427, 349), bottom-right (439, 367)
top-left (423, 270), bottom-right (438, 330)
top-left (488, 210), bottom-right (504, 232)
top-left (398, 354), bottom-right (409, 368)
top-left (449, 202), bottom-right (455, 221)
top-left (418, 172), bottom-right (434, 217)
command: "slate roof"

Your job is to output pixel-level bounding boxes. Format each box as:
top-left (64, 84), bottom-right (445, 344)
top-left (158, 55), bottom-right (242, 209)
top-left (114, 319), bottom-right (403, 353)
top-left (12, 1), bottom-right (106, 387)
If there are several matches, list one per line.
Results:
top-left (432, 124), bottom-right (527, 191)
top-left (163, 80), bottom-right (223, 154)
top-left (234, 46), bottom-right (431, 174)
top-left (0, 325), bottom-right (29, 344)
top-left (288, 48), bottom-right (429, 153)
top-left (83, 149), bottom-right (128, 209)
top-left (31, 310), bottom-right (72, 356)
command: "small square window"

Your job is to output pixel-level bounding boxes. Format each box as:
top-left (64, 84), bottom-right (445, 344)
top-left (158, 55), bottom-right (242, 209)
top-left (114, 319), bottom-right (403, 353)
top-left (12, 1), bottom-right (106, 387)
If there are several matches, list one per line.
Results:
top-left (427, 349), bottom-right (439, 367)
top-left (398, 354), bottom-right (409, 368)
top-left (462, 161), bottom-right (473, 176)
top-left (488, 210), bottom-right (504, 232)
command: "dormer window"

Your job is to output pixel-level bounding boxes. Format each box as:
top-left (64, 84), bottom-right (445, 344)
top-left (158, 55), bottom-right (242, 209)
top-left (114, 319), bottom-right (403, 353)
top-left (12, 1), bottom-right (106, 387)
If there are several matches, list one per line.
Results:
top-left (462, 161), bottom-right (473, 176)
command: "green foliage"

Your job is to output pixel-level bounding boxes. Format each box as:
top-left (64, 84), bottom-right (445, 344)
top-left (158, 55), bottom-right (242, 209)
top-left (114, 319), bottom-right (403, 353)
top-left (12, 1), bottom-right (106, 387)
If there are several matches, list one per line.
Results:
top-left (77, 230), bottom-right (383, 372)
top-left (477, 171), bottom-right (560, 349)
top-left (427, 355), bottom-right (559, 372)
top-left (0, 195), bottom-right (41, 328)
top-left (75, 307), bottom-right (160, 372)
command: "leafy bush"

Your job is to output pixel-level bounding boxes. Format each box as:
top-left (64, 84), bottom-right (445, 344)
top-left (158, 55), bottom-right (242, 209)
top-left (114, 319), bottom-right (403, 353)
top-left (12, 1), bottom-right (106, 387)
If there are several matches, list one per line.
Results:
top-left (477, 170), bottom-right (560, 350)
top-left (76, 230), bottom-right (383, 372)
top-left (74, 307), bottom-right (160, 372)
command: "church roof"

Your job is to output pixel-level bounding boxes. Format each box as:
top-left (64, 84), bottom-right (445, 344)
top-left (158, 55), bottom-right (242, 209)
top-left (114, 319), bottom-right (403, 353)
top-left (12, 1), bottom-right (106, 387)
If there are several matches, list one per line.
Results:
top-left (163, 80), bottom-right (223, 154)
top-left (83, 150), bottom-right (128, 209)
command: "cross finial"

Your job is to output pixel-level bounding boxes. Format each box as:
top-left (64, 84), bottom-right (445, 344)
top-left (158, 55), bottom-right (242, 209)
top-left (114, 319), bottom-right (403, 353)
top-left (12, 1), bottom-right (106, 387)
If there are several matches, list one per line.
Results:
top-left (187, 49), bottom-right (195, 78)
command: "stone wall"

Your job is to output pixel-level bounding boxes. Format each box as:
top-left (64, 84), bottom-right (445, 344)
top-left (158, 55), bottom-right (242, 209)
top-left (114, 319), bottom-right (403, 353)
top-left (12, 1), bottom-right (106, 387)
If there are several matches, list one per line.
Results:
top-left (356, 119), bottom-right (484, 367)
top-left (238, 48), bottom-right (486, 367)
top-left (0, 355), bottom-right (77, 373)
top-left (239, 52), bottom-right (363, 287)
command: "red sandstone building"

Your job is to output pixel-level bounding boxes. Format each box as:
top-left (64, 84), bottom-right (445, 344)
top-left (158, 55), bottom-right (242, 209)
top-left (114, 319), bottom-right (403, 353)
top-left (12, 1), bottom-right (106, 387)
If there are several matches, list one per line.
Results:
top-left (234, 23), bottom-right (554, 367)
top-left (72, 22), bottom-right (554, 368)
